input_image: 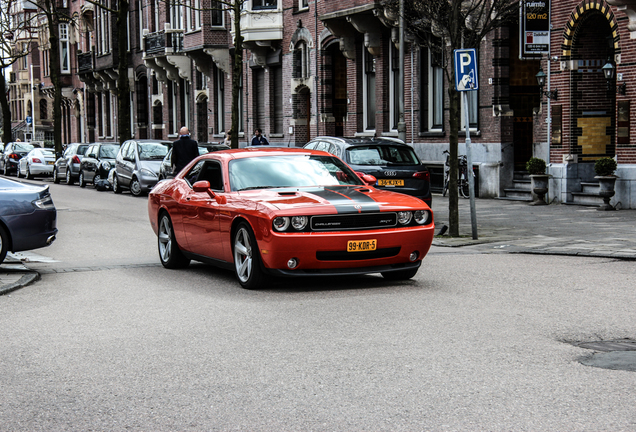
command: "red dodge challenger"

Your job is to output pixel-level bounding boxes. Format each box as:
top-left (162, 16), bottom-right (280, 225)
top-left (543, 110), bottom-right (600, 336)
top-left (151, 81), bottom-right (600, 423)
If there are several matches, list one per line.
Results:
top-left (148, 147), bottom-right (435, 289)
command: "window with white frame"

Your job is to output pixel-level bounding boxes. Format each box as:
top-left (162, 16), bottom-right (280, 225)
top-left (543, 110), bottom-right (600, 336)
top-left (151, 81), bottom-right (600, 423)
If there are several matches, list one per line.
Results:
top-left (153, 0), bottom-right (160, 32)
top-left (363, 49), bottom-right (376, 131)
top-left (97, 1), bottom-right (111, 54)
top-left (59, 24), bottom-right (70, 73)
top-left (293, 41), bottom-right (309, 79)
top-left (215, 66), bottom-right (225, 133)
top-left (298, 0), bottom-right (308, 10)
top-left (138, 0), bottom-right (143, 49)
top-left (389, 43), bottom-right (399, 131)
top-left (252, 0), bottom-right (277, 10)
top-left (170, 0), bottom-right (183, 30)
top-left (194, 0), bottom-right (201, 30)
top-left (429, 49), bottom-right (444, 131)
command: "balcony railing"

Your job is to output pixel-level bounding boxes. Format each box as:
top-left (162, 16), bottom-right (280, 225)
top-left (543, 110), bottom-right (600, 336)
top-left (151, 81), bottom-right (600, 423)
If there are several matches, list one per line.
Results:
top-left (78, 51), bottom-right (93, 74)
top-left (144, 30), bottom-right (184, 56)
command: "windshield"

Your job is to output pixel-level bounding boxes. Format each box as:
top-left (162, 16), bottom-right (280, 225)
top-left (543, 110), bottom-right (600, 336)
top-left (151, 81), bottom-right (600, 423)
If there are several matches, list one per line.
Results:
top-left (138, 142), bottom-right (169, 160)
top-left (229, 155), bottom-right (364, 191)
top-left (99, 144), bottom-right (120, 159)
top-left (346, 145), bottom-right (421, 166)
top-left (15, 143), bottom-right (34, 152)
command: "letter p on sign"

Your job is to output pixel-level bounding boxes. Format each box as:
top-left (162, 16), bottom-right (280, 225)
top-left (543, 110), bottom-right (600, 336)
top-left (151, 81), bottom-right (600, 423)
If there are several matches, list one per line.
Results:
top-left (454, 48), bottom-right (479, 92)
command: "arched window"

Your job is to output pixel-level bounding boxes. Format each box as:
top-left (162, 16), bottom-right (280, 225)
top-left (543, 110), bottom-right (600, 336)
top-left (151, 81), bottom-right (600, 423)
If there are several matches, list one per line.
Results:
top-left (40, 99), bottom-right (48, 120)
top-left (293, 41), bottom-right (309, 79)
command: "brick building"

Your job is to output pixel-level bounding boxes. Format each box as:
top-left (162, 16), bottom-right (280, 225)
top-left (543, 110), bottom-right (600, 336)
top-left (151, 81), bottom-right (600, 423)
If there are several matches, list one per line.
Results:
top-left (7, 0), bottom-right (636, 208)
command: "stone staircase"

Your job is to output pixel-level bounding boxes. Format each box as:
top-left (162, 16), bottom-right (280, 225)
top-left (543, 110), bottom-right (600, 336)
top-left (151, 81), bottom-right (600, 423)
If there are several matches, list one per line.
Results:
top-left (501, 171), bottom-right (532, 201)
top-left (570, 181), bottom-right (604, 206)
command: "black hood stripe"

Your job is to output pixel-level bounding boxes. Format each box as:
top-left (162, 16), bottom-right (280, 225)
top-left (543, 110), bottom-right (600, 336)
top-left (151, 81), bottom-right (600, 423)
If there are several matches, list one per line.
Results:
top-left (305, 186), bottom-right (380, 214)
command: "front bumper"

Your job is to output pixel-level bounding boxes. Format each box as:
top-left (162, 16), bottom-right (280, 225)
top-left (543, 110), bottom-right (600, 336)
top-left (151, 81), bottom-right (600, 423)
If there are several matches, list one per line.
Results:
top-left (257, 224), bottom-right (434, 275)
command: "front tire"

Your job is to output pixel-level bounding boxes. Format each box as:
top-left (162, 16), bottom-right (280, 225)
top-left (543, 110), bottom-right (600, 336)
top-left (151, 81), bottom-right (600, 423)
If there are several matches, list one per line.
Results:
top-left (158, 213), bottom-right (190, 269)
top-left (233, 222), bottom-right (268, 289)
top-left (53, 168), bottom-right (60, 184)
top-left (93, 173), bottom-right (101, 189)
top-left (381, 267), bottom-right (419, 281)
top-left (112, 174), bottom-right (122, 194)
top-left (130, 177), bottom-right (142, 197)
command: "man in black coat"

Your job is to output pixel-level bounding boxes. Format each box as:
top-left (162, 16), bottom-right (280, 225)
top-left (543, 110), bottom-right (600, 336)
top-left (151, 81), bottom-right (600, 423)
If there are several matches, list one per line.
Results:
top-left (171, 127), bottom-right (199, 175)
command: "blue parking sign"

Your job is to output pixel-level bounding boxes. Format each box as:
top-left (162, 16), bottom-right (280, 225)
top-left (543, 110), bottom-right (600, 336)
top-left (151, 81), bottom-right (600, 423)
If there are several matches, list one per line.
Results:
top-left (454, 49), bottom-right (478, 92)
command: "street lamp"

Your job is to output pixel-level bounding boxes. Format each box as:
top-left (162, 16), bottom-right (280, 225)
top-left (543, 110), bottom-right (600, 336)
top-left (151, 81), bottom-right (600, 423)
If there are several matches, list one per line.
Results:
top-left (602, 61), bottom-right (626, 95)
top-left (536, 68), bottom-right (558, 100)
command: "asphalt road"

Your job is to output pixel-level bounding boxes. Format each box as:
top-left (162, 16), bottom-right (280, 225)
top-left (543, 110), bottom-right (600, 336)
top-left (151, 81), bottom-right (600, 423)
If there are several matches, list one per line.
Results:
top-left (1, 180), bottom-right (635, 431)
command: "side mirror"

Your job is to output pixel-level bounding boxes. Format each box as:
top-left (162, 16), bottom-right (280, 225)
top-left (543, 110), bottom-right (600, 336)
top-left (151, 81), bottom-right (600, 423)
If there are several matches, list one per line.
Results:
top-left (193, 180), bottom-right (217, 199)
top-left (356, 172), bottom-right (377, 186)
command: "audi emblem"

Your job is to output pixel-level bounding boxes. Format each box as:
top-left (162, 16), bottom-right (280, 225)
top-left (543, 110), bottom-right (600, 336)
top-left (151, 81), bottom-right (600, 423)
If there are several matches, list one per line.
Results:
top-left (384, 171), bottom-right (397, 177)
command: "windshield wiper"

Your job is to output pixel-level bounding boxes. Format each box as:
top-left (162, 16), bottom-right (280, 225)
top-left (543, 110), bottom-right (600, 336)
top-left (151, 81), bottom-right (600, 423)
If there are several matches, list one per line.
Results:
top-left (238, 185), bottom-right (280, 191)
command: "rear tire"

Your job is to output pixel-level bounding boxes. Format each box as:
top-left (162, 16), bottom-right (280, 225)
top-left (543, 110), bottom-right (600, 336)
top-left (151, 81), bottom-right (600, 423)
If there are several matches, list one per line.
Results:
top-left (66, 168), bottom-right (74, 185)
top-left (381, 267), bottom-right (419, 281)
top-left (16, 166), bottom-right (22, 178)
top-left (158, 213), bottom-right (190, 269)
top-left (233, 222), bottom-right (269, 289)
top-left (0, 225), bottom-right (8, 265)
top-left (79, 171), bottom-right (86, 188)
top-left (26, 165), bottom-right (34, 180)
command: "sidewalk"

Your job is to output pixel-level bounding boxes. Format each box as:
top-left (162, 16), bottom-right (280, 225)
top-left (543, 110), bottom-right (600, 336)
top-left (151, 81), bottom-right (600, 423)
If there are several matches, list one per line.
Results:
top-left (431, 195), bottom-right (636, 260)
top-left (2, 195), bottom-right (635, 293)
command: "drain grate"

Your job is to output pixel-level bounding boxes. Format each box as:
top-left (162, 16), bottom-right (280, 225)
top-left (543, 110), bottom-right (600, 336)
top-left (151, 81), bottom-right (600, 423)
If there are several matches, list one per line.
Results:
top-left (576, 339), bottom-right (636, 352)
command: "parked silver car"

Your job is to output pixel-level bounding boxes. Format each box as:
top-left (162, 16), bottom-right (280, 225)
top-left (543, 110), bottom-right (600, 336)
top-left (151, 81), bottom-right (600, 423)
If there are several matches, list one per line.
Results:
top-left (113, 139), bottom-right (172, 196)
top-left (53, 143), bottom-right (90, 185)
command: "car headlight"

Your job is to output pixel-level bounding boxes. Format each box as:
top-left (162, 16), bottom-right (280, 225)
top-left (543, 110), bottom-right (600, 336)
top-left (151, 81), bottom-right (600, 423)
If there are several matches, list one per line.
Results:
top-left (291, 216), bottom-right (308, 231)
top-left (273, 217), bottom-right (290, 231)
top-left (397, 211), bottom-right (412, 225)
top-left (414, 210), bottom-right (430, 225)
top-left (140, 168), bottom-right (157, 177)
top-left (100, 161), bottom-right (111, 170)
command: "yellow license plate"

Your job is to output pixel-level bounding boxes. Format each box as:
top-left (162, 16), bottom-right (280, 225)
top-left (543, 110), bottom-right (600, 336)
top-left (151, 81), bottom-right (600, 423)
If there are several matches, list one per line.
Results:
top-left (378, 179), bottom-right (404, 187)
top-left (47, 161), bottom-right (55, 165)
top-left (347, 239), bottom-right (377, 252)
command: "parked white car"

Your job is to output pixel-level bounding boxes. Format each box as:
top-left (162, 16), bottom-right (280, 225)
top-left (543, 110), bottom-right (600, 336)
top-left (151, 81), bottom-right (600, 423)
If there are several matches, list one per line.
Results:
top-left (18, 148), bottom-right (56, 179)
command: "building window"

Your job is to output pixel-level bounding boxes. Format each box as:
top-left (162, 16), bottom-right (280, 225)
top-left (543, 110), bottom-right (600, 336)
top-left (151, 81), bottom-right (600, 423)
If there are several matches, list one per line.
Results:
top-left (293, 41), bottom-right (309, 79)
top-left (40, 99), bottom-right (47, 120)
top-left (460, 89), bottom-right (478, 130)
top-left (271, 65), bottom-right (282, 134)
top-left (430, 49), bottom-right (444, 131)
top-left (170, 0), bottom-right (183, 30)
top-left (363, 49), bottom-right (376, 131)
top-left (298, 0), bottom-right (308, 10)
top-left (194, 0), bottom-right (201, 29)
top-left (60, 24), bottom-right (70, 73)
top-left (215, 66), bottom-right (225, 133)
top-left (389, 43), bottom-right (399, 131)
top-left (211, 0), bottom-right (223, 26)
top-left (252, 0), bottom-right (277, 10)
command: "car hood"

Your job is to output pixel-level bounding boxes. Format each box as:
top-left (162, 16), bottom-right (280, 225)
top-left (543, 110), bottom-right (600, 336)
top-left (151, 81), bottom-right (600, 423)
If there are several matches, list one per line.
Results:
top-left (238, 186), bottom-right (427, 214)
top-left (138, 160), bottom-right (162, 174)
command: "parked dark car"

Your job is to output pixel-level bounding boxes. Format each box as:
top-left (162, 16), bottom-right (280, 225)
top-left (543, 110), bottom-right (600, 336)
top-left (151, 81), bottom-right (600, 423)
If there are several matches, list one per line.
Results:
top-left (113, 139), bottom-right (172, 196)
top-left (53, 143), bottom-right (90, 185)
top-left (1, 142), bottom-right (35, 176)
top-left (78, 142), bottom-right (121, 188)
top-left (303, 137), bottom-right (432, 207)
top-left (159, 143), bottom-right (230, 180)
top-left (0, 177), bottom-right (57, 265)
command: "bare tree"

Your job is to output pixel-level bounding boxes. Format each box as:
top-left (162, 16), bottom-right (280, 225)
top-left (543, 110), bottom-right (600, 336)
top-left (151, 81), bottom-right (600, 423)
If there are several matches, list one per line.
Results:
top-left (0, 0), bottom-right (38, 144)
top-left (386, 0), bottom-right (517, 236)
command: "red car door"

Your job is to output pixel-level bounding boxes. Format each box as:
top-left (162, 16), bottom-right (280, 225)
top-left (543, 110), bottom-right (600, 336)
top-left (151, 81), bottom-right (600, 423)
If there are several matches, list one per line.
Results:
top-left (180, 160), bottom-right (225, 260)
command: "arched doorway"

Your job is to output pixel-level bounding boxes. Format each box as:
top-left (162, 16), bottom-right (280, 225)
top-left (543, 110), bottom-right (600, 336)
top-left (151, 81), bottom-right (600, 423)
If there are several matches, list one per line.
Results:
top-left (568, 9), bottom-right (617, 160)
top-left (293, 86), bottom-right (311, 146)
top-left (196, 95), bottom-right (208, 143)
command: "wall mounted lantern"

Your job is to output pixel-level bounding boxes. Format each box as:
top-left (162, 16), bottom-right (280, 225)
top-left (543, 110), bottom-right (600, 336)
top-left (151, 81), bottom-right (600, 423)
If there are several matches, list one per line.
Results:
top-left (535, 69), bottom-right (558, 100)
top-left (602, 61), bottom-right (626, 95)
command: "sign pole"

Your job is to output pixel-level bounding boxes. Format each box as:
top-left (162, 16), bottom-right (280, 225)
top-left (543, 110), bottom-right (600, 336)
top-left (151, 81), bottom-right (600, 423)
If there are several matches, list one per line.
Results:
top-left (463, 91), bottom-right (478, 240)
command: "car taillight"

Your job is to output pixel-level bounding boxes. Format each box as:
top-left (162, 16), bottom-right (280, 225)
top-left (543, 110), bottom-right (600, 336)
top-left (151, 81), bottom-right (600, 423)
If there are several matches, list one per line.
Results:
top-left (9, 153), bottom-right (20, 159)
top-left (72, 155), bottom-right (81, 164)
top-left (413, 171), bottom-right (430, 181)
top-left (32, 158), bottom-right (42, 163)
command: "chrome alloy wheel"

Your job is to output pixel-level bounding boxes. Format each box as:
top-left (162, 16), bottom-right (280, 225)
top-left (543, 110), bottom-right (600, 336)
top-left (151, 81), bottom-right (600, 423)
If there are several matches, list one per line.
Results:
top-left (158, 215), bottom-right (173, 264)
top-left (233, 227), bottom-right (253, 283)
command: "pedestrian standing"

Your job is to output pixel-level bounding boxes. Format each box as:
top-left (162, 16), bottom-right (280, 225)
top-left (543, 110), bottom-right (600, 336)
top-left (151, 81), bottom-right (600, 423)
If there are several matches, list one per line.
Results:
top-left (223, 130), bottom-right (232, 147)
top-left (250, 128), bottom-right (269, 146)
top-left (171, 126), bottom-right (199, 175)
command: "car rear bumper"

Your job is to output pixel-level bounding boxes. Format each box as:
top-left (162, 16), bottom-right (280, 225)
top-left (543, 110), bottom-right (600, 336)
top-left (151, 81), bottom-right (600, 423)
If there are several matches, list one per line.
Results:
top-left (29, 165), bottom-right (54, 175)
top-left (6, 209), bottom-right (58, 252)
top-left (257, 225), bottom-right (434, 275)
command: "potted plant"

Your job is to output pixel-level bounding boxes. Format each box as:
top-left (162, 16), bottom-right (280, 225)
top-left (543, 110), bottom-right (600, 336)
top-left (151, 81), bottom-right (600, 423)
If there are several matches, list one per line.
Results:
top-left (526, 157), bottom-right (549, 205)
top-left (594, 157), bottom-right (618, 211)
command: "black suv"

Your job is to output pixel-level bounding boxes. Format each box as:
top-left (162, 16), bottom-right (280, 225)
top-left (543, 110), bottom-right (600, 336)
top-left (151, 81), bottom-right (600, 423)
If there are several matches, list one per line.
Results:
top-left (304, 137), bottom-right (432, 207)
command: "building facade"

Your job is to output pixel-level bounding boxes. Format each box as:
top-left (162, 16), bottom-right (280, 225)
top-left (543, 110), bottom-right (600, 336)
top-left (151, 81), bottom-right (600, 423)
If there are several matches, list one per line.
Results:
top-left (8, 0), bottom-right (636, 208)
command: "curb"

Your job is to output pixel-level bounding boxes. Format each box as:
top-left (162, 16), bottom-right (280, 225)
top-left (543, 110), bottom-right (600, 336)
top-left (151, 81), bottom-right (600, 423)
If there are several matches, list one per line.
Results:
top-left (0, 272), bottom-right (41, 296)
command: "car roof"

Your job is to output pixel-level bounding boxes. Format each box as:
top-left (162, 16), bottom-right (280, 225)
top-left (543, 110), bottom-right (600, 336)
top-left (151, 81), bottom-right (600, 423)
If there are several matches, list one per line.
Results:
top-left (198, 146), bottom-right (330, 161)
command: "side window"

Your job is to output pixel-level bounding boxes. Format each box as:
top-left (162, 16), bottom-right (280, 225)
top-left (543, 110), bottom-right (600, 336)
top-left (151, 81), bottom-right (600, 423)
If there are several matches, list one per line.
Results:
top-left (198, 161), bottom-right (224, 191)
top-left (328, 143), bottom-right (341, 158)
top-left (185, 160), bottom-right (205, 186)
top-left (119, 142), bottom-right (129, 159)
top-left (125, 144), bottom-right (136, 160)
top-left (88, 145), bottom-right (96, 157)
top-left (314, 142), bottom-right (329, 152)
top-left (304, 142), bottom-right (316, 150)
top-left (63, 146), bottom-right (73, 157)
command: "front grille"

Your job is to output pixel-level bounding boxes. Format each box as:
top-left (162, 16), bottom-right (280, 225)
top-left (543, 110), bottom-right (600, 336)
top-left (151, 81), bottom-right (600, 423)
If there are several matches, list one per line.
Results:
top-left (316, 247), bottom-right (401, 261)
top-left (311, 212), bottom-right (397, 231)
